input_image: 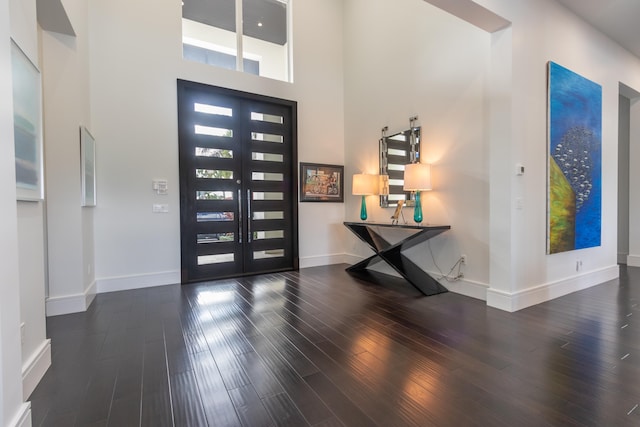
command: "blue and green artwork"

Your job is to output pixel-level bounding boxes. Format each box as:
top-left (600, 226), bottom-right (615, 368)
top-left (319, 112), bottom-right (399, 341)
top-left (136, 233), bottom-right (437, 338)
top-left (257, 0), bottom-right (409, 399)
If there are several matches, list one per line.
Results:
top-left (547, 61), bottom-right (602, 254)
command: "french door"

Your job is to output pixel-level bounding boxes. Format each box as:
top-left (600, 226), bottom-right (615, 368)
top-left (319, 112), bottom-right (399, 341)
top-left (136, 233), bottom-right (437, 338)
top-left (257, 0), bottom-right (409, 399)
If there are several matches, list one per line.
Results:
top-left (177, 80), bottom-right (298, 283)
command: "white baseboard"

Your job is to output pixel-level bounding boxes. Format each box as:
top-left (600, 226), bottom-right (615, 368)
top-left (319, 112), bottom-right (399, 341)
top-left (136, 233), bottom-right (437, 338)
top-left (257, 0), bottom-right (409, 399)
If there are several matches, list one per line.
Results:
top-left (46, 294), bottom-right (88, 316)
top-left (627, 254), bottom-right (640, 267)
top-left (439, 276), bottom-right (489, 300)
top-left (22, 339), bottom-right (51, 400)
top-left (8, 403), bottom-right (31, 427)
top-left (618, 252), bottom-right (628, 264)
top-left (342, 253), bottom-right (365, 266)
top-left (85, 279), bottom-right (97, 307)
top-left (48, 272), bottom-right (179, 313)
top-left (96, 270), bottom-right (180, 294)
top-left (46, 280), bottom-right (97, 316)
top-left (487, 265), bottom-right (619, 312)
top-left (300, 253), bottom-right (354, 268)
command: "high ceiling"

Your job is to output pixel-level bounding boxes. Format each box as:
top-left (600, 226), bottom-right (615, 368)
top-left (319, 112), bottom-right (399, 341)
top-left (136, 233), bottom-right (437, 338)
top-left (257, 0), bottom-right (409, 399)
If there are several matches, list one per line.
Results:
top-left (555, 0), bottom-right (640, 59)
top-left (182, 1), bottom-right (638, 57)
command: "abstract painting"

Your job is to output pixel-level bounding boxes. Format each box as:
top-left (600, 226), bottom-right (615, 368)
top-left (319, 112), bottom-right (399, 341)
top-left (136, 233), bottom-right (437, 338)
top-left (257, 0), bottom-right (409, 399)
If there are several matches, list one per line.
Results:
top-left (547, 62), bottom-right (602, 254)
top-left (11, 39), bottom-right (43, 201)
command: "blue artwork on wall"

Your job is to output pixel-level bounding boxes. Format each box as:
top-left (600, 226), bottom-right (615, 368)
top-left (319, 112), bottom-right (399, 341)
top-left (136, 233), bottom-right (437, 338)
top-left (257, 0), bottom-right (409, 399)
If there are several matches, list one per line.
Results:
top-left (547, 61), bottom-right (602, 254)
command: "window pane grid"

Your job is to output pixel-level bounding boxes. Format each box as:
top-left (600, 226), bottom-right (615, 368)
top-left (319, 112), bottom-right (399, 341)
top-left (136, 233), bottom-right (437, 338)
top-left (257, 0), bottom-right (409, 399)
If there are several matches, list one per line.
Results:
top-left (198, 233), bottom-right (234, 243)
top-left (197, 212), bottom-right (234, 222)
top-left (196, 191), bottom-right (234, 200)
top-left (252, 152), bottom-right (283, 162)
top-left (194, 103), bottom-right (233, 116)
top-left (252, 132), bottom-right (283, 143)
top-left (182, 0), bottom-right (291, 82)
top-left (253, 249), bottom-right (285, 260)
top-left (194, 125), bottom-right (233, 137)
top-left (198, 253), bottom-right (235, 265)
top-left (196, 147), bottom-right (233, 158)
top-left (196, 169), bottom-right (233, 179)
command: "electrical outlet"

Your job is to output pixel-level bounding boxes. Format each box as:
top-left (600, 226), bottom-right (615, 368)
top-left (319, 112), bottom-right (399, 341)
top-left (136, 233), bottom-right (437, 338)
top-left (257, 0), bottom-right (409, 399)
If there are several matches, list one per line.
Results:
top-left (152, 204), bottom-right (169, 213)
top-left (461, 254), bottom-right (467, 264)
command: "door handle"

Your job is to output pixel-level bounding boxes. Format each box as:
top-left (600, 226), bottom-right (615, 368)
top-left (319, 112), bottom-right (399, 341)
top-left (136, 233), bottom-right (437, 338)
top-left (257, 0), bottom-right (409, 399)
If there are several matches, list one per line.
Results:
top-left (247, 189), bottom-right (252, 242)
top-left (237, 189), bottom-right (242, 243)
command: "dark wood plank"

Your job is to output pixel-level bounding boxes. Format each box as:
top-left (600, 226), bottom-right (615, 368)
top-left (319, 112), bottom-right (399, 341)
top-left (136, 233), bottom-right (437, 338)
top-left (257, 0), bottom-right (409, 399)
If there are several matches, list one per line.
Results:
top-left (189, 350), bottom-right (243, 427)
top-left (111, 361), bottom-right (143, 403)
top-left (140, 391), bottom-right (173, 427)
top-left (107, 397), bottom-right (140, 427)
top-left (170, 370), bottom-right (208, 427)
top-left (29, 265), bottom-right (640, 427)
top-left (236, 351), bottom-right (285, 398)
top-left (140, 339), bottom-right (173, 426)
top-left (210, 299), bottom-right (335, 425)
top-left (261, 392), bottom-right (309, 427)
top-left (302, 372), bottom-right (377, 427)
top-left (228, 384), bottom-right (275, 427)
top-left (74, 358), bottom-right (118, 426)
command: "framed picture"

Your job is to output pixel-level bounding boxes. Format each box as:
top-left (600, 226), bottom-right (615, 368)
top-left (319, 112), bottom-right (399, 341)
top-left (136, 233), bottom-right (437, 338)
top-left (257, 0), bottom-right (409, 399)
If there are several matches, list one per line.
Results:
top-left (80, 126), bottom-right (96, 207)
top-left (11, 39), bottom-right (43, 201)
top-left (300, 163), bottom-right (344, 202)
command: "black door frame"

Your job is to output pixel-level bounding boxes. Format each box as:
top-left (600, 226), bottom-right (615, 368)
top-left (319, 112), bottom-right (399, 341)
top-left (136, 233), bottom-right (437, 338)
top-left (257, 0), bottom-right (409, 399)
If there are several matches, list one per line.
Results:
top-left (177, 79), bottom-right (299, 283)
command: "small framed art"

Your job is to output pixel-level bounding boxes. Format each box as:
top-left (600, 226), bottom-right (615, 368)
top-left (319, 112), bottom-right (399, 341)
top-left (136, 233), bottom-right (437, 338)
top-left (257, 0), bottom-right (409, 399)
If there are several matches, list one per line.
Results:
top-left (11, 39), bottom-right (43, 201)
top-left (299, 163), bottom-right (344, 203)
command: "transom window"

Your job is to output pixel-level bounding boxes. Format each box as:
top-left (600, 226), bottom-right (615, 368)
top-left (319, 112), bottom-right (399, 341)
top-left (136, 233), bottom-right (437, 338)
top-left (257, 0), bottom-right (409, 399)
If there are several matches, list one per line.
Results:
top-left (182, 0), bottom-right (292, 83)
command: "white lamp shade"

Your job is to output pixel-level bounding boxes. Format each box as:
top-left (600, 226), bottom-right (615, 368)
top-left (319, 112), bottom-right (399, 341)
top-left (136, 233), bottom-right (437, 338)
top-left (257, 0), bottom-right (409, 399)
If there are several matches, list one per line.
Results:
top-left (403, 163), bottom-right (432, 191)
top-left (352, 174), bottom-right (379, 195)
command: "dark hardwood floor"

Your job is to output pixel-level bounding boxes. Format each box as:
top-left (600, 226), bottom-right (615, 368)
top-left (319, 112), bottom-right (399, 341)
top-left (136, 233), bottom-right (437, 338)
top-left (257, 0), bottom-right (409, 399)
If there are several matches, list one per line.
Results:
top-left (29, 264), bottom-right (640, 426)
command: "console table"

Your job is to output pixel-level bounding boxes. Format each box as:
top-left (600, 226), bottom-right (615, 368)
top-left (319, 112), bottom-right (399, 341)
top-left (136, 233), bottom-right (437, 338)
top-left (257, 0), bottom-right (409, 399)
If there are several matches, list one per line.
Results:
top-left (343, 222), bottom-right (451, 296)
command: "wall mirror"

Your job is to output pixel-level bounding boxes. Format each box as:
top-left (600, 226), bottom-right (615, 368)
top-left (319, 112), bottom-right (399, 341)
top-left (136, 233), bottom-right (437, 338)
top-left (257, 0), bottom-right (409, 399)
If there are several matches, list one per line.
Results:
top-left (379, 125), bottom-right (420, 207)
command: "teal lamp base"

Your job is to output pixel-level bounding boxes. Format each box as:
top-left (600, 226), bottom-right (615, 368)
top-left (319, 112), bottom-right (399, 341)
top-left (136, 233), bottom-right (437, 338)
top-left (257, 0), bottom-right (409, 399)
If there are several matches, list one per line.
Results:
top-left (360, 195), bottom-right (368, 221)
top-left (413, 191), bottom-right (423, 223)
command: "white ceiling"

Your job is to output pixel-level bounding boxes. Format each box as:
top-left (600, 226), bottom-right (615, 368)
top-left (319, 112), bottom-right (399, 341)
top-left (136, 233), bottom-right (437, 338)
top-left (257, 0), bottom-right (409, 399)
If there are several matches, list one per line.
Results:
top-left (555, 0), bottom-right (640, 59)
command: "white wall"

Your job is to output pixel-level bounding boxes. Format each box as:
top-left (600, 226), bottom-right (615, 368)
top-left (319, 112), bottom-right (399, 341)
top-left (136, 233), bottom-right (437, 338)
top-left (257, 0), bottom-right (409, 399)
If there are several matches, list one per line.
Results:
top-left (2, 0), bottom-right (36, 424)
top-left (16, 202), bottom-right (48, 400)
top-left (618, 95), bottom-right (630, 263)
top-left (471, 0), bottom-right (640, 310)
top-left (41, 0), bottom-right (96, 316)
top-left (343, 0), bottom-right (491, 299)
top-left (629, 98), bottom-right (640, 265)
top-left (89, 0), bottom-right (345, 292)
top-left (9, 0), bottom-right (50, 416)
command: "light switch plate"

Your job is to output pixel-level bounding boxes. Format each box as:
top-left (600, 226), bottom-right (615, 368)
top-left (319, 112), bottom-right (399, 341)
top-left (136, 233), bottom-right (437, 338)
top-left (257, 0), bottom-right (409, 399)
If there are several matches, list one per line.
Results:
top-left (153, 179), bottom-right (168, 195)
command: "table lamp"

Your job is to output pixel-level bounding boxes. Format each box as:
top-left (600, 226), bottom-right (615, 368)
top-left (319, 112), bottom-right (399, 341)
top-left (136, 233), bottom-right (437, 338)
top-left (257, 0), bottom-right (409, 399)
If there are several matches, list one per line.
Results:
top-left (403, 163), bottom-right (431, 223)
top-left (352, 174), bottom-right (378, 221)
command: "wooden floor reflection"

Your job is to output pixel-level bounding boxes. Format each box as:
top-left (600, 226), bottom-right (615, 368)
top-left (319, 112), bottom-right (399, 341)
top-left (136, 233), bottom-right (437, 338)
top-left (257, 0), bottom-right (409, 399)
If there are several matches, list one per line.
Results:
top-left (30, 264), bottom-right (640, 426)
